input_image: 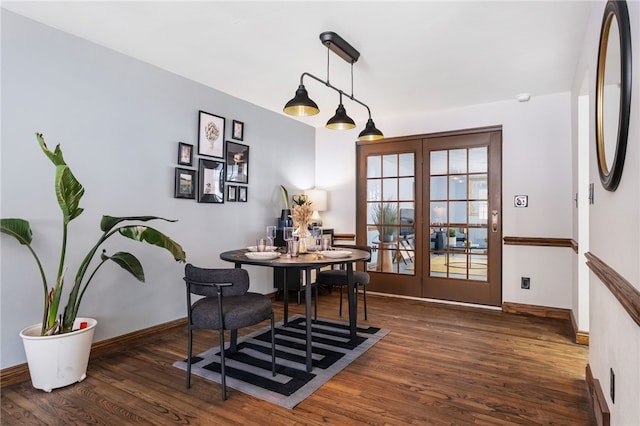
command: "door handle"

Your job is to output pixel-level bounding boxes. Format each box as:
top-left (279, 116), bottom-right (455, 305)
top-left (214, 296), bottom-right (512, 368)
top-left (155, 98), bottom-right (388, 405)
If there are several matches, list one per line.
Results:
top-left (491, 210), bottom-right (499, 232)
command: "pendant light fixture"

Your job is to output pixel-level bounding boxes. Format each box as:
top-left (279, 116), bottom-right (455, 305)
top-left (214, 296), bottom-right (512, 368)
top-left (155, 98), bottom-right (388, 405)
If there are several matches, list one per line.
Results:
top-left (283, 31), bottom-right (384, 141)
top-left (326, 93), bottom-right (356, 129)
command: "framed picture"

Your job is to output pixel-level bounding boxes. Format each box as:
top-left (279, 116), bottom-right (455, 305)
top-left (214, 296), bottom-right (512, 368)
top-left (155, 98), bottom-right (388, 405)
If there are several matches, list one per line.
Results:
top-left (174, 168), bottom-right (196, 199)
top-left (198, 159), bottom-right (225, 203)
top-left (177, 142), bottom-right (193, 166)
top-left (227, 185), bottom-right (238, 202)
top-left (225, 141), bottom-right (249, 184)
top-left (238, 186), bottom-right (248, 202)
top-left (198, 110), bottom-right (225, 159)
top-left (232, 120), bottom-right (244, 141)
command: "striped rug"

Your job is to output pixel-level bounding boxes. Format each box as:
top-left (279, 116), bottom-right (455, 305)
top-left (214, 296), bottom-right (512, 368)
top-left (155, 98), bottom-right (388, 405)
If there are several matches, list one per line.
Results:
top-left (173, 315), bottom-right (389, 409)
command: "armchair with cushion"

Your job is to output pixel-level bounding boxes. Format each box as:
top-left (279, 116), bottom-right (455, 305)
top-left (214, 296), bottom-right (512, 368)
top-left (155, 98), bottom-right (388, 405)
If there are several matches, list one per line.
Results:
top-left (183, 264), bottom-right (276, 400)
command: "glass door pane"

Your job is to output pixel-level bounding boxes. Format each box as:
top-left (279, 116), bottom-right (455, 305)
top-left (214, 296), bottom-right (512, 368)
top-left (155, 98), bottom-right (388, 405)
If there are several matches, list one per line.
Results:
top-left (429, 147), bottom-right (488, 281)
top-left (366, 153), bottom-right (415, 275)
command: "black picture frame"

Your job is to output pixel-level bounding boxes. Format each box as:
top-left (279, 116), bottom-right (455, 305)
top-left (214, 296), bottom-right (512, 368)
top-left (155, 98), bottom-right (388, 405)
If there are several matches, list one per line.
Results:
top-left (227, 185), bottom-right (238, 202)
top-left (238, 186), bottom-right (248, 202)
top-left (198, 159), bottom-right (225, 203)
top-left (198, 110), bottom-right (225, 159)
top-left (177, 142), bottom-right (193, 166)
top-left (174, 168), bottom-right (196, 199)
top-left (225, 141), bottom-right (249, 184)
top-left (232, 120), bottom-right (244, 141)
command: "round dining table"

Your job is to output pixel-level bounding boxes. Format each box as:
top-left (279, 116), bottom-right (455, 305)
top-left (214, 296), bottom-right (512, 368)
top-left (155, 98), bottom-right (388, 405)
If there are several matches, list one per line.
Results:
top-left (219, 247), bottom-right (371, 372)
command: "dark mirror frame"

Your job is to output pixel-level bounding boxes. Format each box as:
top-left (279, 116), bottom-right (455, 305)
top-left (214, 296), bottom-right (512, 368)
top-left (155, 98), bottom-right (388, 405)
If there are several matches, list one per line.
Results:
top-left (595, 0), bottom-right (632, 191)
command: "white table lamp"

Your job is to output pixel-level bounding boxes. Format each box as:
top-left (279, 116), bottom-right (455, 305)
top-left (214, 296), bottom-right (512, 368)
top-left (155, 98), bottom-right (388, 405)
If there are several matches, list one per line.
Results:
top-left (304, 189), bottom-right (327, 226)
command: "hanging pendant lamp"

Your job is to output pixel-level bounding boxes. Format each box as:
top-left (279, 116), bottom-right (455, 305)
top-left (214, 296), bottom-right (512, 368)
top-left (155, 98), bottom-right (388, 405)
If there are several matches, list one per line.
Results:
top-left (283, 32), bottom-right (384, 141)
top-left (358, 118), bottom-right (384, 141)
top-left (326, 94), bottom-right (356, 129)
top-left (283, 84), bottom-right (320, 116)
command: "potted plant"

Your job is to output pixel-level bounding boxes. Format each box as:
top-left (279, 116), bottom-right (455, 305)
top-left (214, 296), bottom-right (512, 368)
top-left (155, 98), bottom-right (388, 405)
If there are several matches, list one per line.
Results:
top-left (448, 228), bottom-right (457, 247)
top-left (372, 203), bottom-right (398, 242)
top-left (278, 185), bottom-right (292, 228)
top-left (1, 133), bottom-right (186, 391)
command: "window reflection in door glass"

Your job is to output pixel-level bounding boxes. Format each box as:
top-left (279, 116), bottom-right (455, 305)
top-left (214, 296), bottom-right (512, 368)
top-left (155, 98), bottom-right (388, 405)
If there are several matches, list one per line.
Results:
top-left (449, 149), bottom-right (467, 174)
top-left (367, 156), bottom-right (381, 178)
top-left (430, 151), bottom-right (447, 175)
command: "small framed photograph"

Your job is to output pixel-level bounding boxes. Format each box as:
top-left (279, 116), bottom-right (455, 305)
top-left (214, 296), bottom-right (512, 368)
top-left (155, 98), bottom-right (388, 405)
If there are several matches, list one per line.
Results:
top-left (198, 159), bottom-right (225, 203)
top-left (238, 186), bottom-right (248, 202)
top-left (227, 185), bottom-right (238, 202)
top-left (225, 141), bottom-right (249, 184)
top-left (232, 120), bottom-right (244, 141)
top-left (174, 168), bottom-right (196, 199)
top-left (177, 142), bottom-right (193, 166)
top-left (198, 110), bottom-right (225, 159)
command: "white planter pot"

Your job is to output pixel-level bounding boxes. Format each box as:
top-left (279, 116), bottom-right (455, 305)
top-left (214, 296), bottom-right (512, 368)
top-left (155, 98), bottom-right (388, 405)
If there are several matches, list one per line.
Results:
top-left (19, 317), bottom-right (97, 392)
top-left (449, 237), bottom-right (457, 247)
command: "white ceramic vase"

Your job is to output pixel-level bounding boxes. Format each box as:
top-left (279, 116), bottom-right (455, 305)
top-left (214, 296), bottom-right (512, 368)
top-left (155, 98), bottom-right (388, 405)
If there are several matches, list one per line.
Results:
top-left (19, 317), bottom-right (97, 392)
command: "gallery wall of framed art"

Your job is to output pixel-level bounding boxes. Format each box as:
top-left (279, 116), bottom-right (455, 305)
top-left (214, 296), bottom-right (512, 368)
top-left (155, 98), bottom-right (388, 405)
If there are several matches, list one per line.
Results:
top-left (174, 111), bottom-right (249, 204)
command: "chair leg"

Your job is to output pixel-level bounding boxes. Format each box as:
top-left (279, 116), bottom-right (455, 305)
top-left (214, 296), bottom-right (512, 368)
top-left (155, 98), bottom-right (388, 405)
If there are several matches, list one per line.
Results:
top-left (186, 326), bottom-right (193, 389)
top-left (219, 328), bottom-right (227, 401)
top-left (270, 312), bottom-right (276, 377)
top-left (339, 285), bottom-right (343, 317)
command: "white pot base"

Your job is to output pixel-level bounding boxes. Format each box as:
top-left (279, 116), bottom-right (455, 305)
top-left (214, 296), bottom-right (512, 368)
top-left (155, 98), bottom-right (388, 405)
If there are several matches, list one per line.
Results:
top-left (19, 317), bottom-right (97, 392)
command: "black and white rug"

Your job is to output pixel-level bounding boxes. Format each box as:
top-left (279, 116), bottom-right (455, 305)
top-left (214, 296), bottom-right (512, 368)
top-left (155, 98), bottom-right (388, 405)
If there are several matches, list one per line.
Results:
top-left (173, 315), bottom-right (389, 409)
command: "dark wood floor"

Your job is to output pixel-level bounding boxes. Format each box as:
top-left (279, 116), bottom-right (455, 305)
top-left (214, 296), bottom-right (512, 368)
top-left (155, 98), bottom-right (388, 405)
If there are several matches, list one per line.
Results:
top-left (1, 292), bottom-right (595, 425)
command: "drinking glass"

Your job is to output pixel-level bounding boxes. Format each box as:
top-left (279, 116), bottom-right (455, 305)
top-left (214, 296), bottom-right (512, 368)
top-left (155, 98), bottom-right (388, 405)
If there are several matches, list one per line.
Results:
top-left (321, 237), bottom-right (331, 251)
top-left (266, 225), bottom-right (276, 248)
top-left (283, 226), bottom-right (293, 243)
top-left (256, 238), bottom-right (267, 252)
top-left (312, 226), bottom-right (323, 250)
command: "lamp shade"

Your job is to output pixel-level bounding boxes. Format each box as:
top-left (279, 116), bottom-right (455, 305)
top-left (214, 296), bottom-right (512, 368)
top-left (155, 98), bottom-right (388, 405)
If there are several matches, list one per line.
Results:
top-left (283, 85), bottom-right (320, 116)
top-left (326, 104), bottom-right (356, 130)
top-left (358, 118), bottom-right (384, 141)
top-left (303, 189), bottom-right (327, 212)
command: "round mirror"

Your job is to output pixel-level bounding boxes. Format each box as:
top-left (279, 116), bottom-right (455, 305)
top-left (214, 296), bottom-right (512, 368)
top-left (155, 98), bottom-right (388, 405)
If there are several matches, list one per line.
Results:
top-left (595, 0), bottom-right (632, 191)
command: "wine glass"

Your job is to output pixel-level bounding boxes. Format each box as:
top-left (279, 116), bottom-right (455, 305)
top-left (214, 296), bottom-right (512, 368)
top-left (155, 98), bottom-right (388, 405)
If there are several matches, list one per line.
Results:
top-left (312, 226), bottom-right (323, 250)
top-left (283, 226), bottom-right (294, 255)
top-left (266, 225), bottom-right (276, 248)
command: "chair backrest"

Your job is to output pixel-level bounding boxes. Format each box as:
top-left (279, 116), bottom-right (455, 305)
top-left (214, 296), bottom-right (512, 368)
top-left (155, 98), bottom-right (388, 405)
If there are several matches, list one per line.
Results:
top-left (184, 264), bottom-right (249, 297)
top-left (331, 244), bottom-right (372, 267)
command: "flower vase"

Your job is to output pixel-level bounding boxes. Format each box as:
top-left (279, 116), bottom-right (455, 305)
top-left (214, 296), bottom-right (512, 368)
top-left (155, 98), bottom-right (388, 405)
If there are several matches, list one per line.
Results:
top-left (294, 225), bottom-right (310, 253)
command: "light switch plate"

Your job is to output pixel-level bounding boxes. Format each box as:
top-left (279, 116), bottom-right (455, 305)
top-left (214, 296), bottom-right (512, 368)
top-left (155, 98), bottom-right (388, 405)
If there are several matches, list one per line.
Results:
top-left (514, 195), bottom-right (528, 207)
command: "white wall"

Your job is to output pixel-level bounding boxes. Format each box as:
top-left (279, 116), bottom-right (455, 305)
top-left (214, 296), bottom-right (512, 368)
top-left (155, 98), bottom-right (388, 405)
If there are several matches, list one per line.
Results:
top-left (0, 11), bottom-right (315, 368)
top-left (317, 92), bottom-right (574, 308)
top-left (575, 1), bottom-right (640, 424)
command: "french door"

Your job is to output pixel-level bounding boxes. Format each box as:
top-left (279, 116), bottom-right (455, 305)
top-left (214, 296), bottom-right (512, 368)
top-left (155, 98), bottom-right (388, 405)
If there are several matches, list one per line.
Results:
top-left (356, 127), bottom-right (502, 306)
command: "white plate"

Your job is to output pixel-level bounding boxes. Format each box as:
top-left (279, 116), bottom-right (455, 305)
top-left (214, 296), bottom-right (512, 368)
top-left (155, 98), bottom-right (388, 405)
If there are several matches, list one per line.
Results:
top-left (245, 251), bottom-right (280, 260)
top-left (247, 245), bottom-right (278, 252)
top-left (320, 250), bottom-right (352, 259)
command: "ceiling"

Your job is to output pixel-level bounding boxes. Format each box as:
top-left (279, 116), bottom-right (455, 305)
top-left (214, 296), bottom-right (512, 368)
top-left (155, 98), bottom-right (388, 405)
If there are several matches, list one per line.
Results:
top-left (2, 1), bottom-right (592, 130)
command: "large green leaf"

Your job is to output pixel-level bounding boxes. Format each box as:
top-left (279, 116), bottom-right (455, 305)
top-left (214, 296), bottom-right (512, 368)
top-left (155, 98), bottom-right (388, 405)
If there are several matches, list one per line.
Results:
top-left (55, 165), bottom-right (84, 224)
top-left (0, 218), bottom-right (33, 245)
top-left (117, 225), bottom-right (186, 262)
top-left (36, 133), bottom-right (66, 166)
top-left (100, 215), bottom-right (177, 233)
top-left (101, 251), bottom-right (145, 282)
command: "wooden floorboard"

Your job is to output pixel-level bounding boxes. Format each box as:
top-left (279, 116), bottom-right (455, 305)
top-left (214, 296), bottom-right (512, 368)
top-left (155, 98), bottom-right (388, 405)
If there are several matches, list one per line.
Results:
top-left (0, 292), bottom-right (595, 425)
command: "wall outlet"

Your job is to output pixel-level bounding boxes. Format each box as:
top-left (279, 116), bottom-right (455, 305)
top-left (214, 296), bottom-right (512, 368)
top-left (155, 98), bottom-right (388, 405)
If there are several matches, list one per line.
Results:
top-left (521, 277), bottom-right (530, 289)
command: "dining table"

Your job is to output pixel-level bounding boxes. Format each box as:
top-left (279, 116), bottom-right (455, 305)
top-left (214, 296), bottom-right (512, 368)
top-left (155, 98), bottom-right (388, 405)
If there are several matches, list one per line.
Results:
top-left (219, 247), bottom-right (371, 372)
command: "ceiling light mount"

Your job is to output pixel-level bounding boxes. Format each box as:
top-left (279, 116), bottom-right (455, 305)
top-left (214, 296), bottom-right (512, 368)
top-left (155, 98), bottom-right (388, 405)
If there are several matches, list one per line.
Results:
top-left (283, 31), bottom-right (383, 141)
top-left (319, 31), bottom-right (360, 64)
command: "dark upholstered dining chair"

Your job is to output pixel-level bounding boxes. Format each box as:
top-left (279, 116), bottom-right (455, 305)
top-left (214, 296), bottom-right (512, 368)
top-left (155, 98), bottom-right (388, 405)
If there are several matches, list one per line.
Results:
top-left (183, 264), bottom-right (275, 400)
top-left (315, 244), bottom-right (372, 320)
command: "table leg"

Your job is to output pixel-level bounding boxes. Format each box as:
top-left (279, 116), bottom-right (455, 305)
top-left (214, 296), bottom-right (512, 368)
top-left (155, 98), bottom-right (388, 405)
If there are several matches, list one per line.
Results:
top-left (283, 268), bottom-right (289, 325)
top-left (305, 268), bottom-right (313, 372)
top-left (346, 263), bottom-right (357, 339)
